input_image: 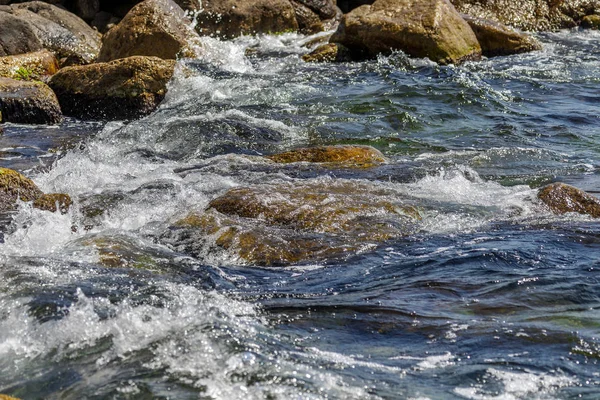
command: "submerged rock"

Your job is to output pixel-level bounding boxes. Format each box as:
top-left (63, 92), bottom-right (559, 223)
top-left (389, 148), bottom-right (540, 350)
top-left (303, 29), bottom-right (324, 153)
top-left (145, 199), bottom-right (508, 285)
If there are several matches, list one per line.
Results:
top-left (538, 182), bottom-right (600, 218)
top-left (581, 14), bottom-right (600, 29)
top-left (302, 43), bottom-right (353, 62)
top-left (462, 15), bottom-right (542, 57)
top-left (330, 0), bottom-right (482, 65)
top-left (0, 167), bottom-right (43, 212)
top-left (0, 50), bottom-right (59, 80)
top-left (195, 0), bottom-right (299, 38)
top-left (49, 56), bottom-right (176, 120)
top-left (0, 77), bottom-right (62, 124)
top-left (266, 145), bottom-right (387, 167)
top-left (98, 0), bottom-right (202, 62)
top-left (33, 193), bottom-right (73, 214)
top-left (164, 181), bottom-right (421, 266)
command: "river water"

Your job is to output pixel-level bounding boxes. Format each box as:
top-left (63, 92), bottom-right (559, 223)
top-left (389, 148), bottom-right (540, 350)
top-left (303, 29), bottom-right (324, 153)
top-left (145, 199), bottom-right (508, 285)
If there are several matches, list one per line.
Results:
top-left (0, 29), bottom-right (599, 399)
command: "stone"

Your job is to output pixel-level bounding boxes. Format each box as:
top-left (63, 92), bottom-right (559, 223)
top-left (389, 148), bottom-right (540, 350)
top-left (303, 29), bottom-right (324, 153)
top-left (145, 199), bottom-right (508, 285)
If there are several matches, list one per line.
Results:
top-left (3, 2), bottom-right (101, 65)
top-left (292, 0), bottom-right (325, 34)
top-left (294, 0), bottom-right (337, 18)
top-left (173, 0), bottom-right (202, 10)
top-left (49, 56), bottom-right (176, 120)
top-left (164, 181), bottom-right (422, 266)
top-left (195, 0), bottom-right (299, 38)
top-left (266, 145), bottom-right (386, 167)
top-left (97, 0), bottom-right (202, 62)
top-left (0, 11), bottom-right (44, 57)
top-left (0, 50), bottom-right (59, 80)
top-left (0, 167), bottom-right (43, 212)
top-left (462, 14), bottom-right (542, 57)
top-left (73, 0), bottom-right (100, 21)
top-left (302, 43), bottom-right (353, 62)
top-left (538, 182), bottom-right (600, 218)
top-left (337, 0), bottom-right (376, 13)
top-left (33, 192), bottom-right (72, 213)
top-left (0, 395), bottom-right (20, 400)
top-left (330, 0), bottom-right (482, 65)
top-left (581, 14), bottom-right (600, 29)
top-left (450, 0), bottom-right (600, 31)
top-left (0, 77), bottom-right (62, 124)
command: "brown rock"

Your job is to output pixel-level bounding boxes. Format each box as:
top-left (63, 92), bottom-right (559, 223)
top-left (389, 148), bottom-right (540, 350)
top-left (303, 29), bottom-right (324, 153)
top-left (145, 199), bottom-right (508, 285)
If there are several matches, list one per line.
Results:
top-left (0, 167), bottom-right (44, 212)
top-left (581, 14), bottom-right (600, 29)
top-left (33, 192), bottom-right (72, 213)
top-left (0, 50), bottom-right (59, 80)
top-left (195, 0), bottom-right (299, 38)
top-left (292, 0), bottom-right (325, 34)
top-left (49, 56), bottom-right (176, 120)
top-left (266, 145), bottom-right (386, 167)
top-left (302, 42), bottom-right (352, 62)
top-left (538, 182), bottom-right (600, 218)
top-left (462, 14), bottom-right (542, 57)
top-left (98, 0), bottom-right (202, 62)
top-left (294, 0), bottom-right (338, 18)
top-left (0, 395), bottom-right (21, 400)
top-left (330, 0), bottom-right (482, 65)
top-left (0, 77), bottom-right (62, 124)
top-left (0, 11), bottom-right (44, 57)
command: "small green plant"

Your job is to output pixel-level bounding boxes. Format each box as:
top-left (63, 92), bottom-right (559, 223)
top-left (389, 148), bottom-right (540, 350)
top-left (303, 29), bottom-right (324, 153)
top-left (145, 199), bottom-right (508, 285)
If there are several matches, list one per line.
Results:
top-left (14, 66), bottom-right (33, 81)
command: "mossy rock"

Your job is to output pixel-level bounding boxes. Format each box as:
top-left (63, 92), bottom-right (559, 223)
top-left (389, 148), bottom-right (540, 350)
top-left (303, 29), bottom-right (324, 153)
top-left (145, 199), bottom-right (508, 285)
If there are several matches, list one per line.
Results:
top-left (0, 167), bottom-right (43, 211)
top-left (33, 193), bottom-right (72, 213)
top-left (0, 77), bottom-right (62, 124)
top-left (0, 50), bottom-right (59, 80)
top-left (302, 43), bottom-right (353, 62)
top-left (81, 236), bottom-right (166, 271)
top-left (266, 145), bottom-right (386, 167)
top-left (538, 182), bottom-right (600, 218)
top-left (581, 14), bottom-right (600, 29)
top-left (0, 395), bottom-right (21, 400)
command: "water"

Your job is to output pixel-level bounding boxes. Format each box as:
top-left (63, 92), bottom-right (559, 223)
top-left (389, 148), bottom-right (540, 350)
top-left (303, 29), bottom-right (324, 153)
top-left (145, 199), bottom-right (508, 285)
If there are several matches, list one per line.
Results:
top-left (1, 29), bottom-right (599, 399)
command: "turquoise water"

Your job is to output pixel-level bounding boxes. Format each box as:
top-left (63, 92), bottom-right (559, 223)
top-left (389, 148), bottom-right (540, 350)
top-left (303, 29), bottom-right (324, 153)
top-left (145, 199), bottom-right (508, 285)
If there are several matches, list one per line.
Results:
top-left (0, 30), bottom-right (599, 399)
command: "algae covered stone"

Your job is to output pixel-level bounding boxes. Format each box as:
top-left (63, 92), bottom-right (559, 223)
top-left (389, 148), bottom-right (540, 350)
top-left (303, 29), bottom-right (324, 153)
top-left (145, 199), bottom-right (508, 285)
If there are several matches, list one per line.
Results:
top-left (266, 145), bottom-right (386, 167)
top-left (538, 182), bottom-right (600, 218)
top-left (0, 50), bottom-right (59, 80)
top-left (0, 167), bottom-right (43, 211)
top-left (33, 193), bottom-right (73, 214)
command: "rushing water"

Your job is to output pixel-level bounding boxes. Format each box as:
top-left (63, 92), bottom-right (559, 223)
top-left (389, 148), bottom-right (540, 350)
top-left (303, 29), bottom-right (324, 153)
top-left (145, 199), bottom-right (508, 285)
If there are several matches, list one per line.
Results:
top-left (1, 29), bottom-right (600, 399)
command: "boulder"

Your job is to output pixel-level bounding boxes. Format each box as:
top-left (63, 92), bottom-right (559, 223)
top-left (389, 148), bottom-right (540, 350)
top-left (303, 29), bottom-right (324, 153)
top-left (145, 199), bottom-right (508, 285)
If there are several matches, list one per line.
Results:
top-left (0, 2), bottom-right (101, 65)
top-left (33, 192), bottom-right (72, 213)
top-left (294, 0), bottom-right (338, 18)
top-left (0, 50), bottom-right (59, 80)
top-left (0, 395), bottom-right (20, 400)
top-left (98, 0), bottom-right (202, 62)
top-left (163, 181), bottom-right (421, 266)
top-left (330, 0), bottom-right (482, 65)
top-left (451, 0), bottom-right (600, 31)
top-left (0, 77), bottom-right (62, 124)
top-left (0, 11), bottom-right (44, 57)
top-left (462, 15), bottom-right (542, 57)
top-left (266, 145), bottom-right (386, 167)
top-left (302, 43), bottom-right (353, 62)
top-left (0, 167), bottom-right (43, 212)
top-left (292, 0), bottom-right (325, 33)
top-left (195, 0), bottom-right (299, 38)
top-left (49, 56), bottom-right (176, 120)
top-left (538, 182), bottom-right (600, 218)
top-left (581, 14), bottom-right (600, 28)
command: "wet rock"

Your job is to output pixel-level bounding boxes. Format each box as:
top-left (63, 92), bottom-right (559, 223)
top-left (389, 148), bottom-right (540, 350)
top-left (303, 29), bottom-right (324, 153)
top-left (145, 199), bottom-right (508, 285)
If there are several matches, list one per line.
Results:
top-left (195, 0), bottom-right (299, 38)
top-left (0, 11), bottom-right (44, 57)
top-left (266, 145), bottom-right (386, 167)
top-left (302, 42), bottom-right (353, 62)
top-left (0, 395), bottom-right (20, 400)
top-left (49, 56), bottom-right (176, 120)
top-left (33, 192), bottom-right (72, 213)
top-left (165, 181), bottom-right (421, 266)
top-left (294, 0), bottom-right (337, 18)
top-left (0, 50), bottom-right (59, 80)
top-left (2, 2), bottom-right (101, 65)
top-left (98, 0), bottom-right (202, 62)
top-left (451, 0), bottom-right (599, 31)
top-left (581, 14), bottom-right (600, 28)
top-left (292, 0), bottom-right (325, 34)
top-left (0, 167), bottom-right (44, 212)
top-left (0, 77), bottom-right (62, 124)
top-left (462, 15), bottom-right (542, 57)
top-left (538, 182), bottom-right (600, 218)
top-left (330, 0), bottom-right (482, 65)
top-left (81, 235), bottom-right (167, 270)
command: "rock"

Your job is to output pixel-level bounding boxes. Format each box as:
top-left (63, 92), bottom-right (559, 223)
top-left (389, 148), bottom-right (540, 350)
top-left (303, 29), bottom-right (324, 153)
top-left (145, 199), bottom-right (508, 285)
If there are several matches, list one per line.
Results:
top-left (98, 0), bottom-right (202, 62)
top-left (0, 2), bottom-right (101, 65)
top-left (451, 0), bottom-right (600, 31)
top-left (49, 56), bottom-right (176, 120)
top-left (337, 0), bottom-right (376, 13)
top-left (462, 15), bottom-right (542, 57)
top-left (80, 236), bottom-right (166, 270)
top-left (302, 42), bottom-right (353, 62)
top-left (0, 11), bottom-right (44, 57)
top-left (294, 0), bottom-right (338, 18)
top-left (90, 11), bottom-right (120, 33)
top-left (73, 0), bottom-right (100, 21)
top-left (33, 192), bottom-right (72, 213)
top-left (266, 145), bottom-right (386, 167)
top-left (292, 0), bottom-right (325, 34)
top-left (330, 0), bottom-right (482, 65)
top-left (0, 395), bottom-right (20, 400)
top-left (173, 0), bottom-right (202, 10)
top-left (0, 167), bottom-right (43, 212)
top-left (0, 50), bottom-right (59, 80)
top-left (195, 0), bottom-right (299, 38)
top-left (538, 182), bottom-right (600, 218)
top-left (0, 77), bottom-right (62, 124)
top-left (581, 14), bottom-right (600, 28)
top-left (164, 181), bottom-right (421, 266)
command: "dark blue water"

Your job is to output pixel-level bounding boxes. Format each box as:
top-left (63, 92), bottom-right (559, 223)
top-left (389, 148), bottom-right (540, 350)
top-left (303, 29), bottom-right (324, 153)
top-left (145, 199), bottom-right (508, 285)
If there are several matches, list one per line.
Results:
top-left (0, 30), bottom-right (599, 399)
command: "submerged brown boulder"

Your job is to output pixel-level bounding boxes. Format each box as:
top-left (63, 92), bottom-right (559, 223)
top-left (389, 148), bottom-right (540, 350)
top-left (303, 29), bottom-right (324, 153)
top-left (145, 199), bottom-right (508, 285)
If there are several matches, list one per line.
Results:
top-left (330, 0), bottom-right (482, 64)
top-left (0, 50), bottom-right (59, 80)
top-left (98, 0), bottom-right (202, 62)
top-left (49, 56), bottom-right (176, 120)
top-left (538, 183), bottom-right (600, 218)
top-left (0, 167), bottom-right (43, 211)
top-left (302, 43), bottom-right (353, 62)
top-left (462, 15), bottom-right (542, 57)
top-left (266, 145), bottom-right (386, 167)
top-left (165, 181), bottom-right (421, 266)
top-left (0, 77), bottom-right (62, 124)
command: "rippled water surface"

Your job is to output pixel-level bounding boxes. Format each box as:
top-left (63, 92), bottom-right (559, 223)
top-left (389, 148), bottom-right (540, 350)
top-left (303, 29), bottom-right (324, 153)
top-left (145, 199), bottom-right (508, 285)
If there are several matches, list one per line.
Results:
top-left (1, 30), bottom-right (599, 399)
